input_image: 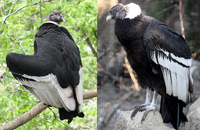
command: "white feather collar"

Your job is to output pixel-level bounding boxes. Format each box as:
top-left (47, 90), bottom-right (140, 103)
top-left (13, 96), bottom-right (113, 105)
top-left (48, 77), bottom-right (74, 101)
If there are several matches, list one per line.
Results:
top-left (44, 21), bottom-right (60, 27)
top-left (125, 3), bottom-right (141, 19)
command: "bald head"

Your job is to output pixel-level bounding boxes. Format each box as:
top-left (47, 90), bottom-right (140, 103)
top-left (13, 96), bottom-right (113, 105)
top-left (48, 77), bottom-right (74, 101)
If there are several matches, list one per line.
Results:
top-left (47, 10), bottom-right (66, 24)
top-left (106, 3), bottom-right (141, 21)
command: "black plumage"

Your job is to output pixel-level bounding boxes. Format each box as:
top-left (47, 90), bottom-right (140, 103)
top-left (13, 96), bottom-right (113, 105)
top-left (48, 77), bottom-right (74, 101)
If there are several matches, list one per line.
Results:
top-left (106, 3), bottom-right (193, 129)
top-left (6, 10), bottom-right (84, 123)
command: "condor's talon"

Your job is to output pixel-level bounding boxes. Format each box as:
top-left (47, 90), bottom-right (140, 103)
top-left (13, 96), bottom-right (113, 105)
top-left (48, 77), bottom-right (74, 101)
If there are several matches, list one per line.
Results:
top-left (133, 105), bottom-right (137, 109)
top-left (131, 106), bottom-right (140, 119)
top-left (139, 104), bottom-right (148, 112)
top-left (141, 109), bottom-right (153, 123)
top-left (131, 88), bottom-right (152, 119)
top-left (131, 104), bottom-right (150, 119)
top-left (139, 107), bottom-right (146, 112)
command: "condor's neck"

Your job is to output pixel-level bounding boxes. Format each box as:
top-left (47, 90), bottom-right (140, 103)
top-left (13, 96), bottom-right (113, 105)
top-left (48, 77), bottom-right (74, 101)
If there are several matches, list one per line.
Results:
top-left (115, 14), bottom-right (146, 48)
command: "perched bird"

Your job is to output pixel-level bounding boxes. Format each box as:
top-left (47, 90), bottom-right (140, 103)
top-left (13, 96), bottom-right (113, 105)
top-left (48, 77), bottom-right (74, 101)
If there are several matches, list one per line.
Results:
top-left (106, 3), bottom-right (193, 129)
top-left (6, 10), bottom-right (84, 123)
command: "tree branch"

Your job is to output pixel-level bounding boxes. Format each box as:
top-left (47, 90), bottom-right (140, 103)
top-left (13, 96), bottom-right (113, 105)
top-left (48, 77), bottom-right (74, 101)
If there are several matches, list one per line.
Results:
top-left (192, 49), bottom-right (200, 59)
top-left (86, 37), bottom-right (97, 58)
top-left (179, 0), bottom-right (185, 38)
top-left (0, 89), bottom-right (97, 130)
top-left (83, 89), bottom-right (97, 99)
top-left (13, 35), bottom-right (26, 54)
top-left (0, 0), bottom-right (52, 27)
top-left (0, 1), bottom-right (14, 10)
top-left (8, 1), bottom-right (15, 14)
top-left (155, 4), bottom-right (177, 17)
top-left (97, 42), bottom-right (115, 60)
top-left (123, 57), bottom-right (140, 91)
top-left (0, 3), bottom-right (38, 27)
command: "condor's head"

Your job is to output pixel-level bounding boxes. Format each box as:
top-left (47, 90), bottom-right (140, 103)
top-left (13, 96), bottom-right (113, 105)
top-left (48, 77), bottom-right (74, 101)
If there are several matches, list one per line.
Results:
top-left (47, 10), bottom-right (66, 24)
top-left (106, 3), bottom-right (141, 21)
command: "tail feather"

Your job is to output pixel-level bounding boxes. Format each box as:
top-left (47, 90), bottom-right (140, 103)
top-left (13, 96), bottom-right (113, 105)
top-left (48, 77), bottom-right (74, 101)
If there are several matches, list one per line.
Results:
top-left (59, 108), bottom-right (84, 123)
top-left (59, 85), bottom-right (84, 124)
top-left (160, 95), bottom-right (187, 129)
top-left (160, 96), bottom-right (171, 123)
top-left (176, 102), bottom-right (180, 129)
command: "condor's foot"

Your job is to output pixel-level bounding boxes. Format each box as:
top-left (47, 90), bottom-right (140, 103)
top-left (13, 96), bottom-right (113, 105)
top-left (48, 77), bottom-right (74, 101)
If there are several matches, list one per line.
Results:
top-left (140, 104), bottom-right (156, 123)
top-left (130, 103), bottom-right (150, 119)
top-left (131, 90), bottom-right (158, 123)
top-left (140, 90), bottom-right (157, 122)
top-left (43, 103), bottom-right (51, 107)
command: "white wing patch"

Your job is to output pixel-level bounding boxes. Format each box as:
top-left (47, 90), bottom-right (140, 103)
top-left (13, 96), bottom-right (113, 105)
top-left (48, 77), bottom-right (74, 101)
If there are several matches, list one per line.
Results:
top-left (63, 86), bottom-right (73, 98)
top-left (150, 46), bottom-right (191, 103)
top-left (18, 73), bottom-right (79, 111)
top-left (75, 67), bottom-right (83, 112)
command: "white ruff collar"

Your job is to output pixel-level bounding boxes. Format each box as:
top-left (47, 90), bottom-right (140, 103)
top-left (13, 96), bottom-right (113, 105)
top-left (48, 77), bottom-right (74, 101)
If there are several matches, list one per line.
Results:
top-left (124, 3), bottom-right (141, 19)
top-left (44, 21), bottom-right (60, 27)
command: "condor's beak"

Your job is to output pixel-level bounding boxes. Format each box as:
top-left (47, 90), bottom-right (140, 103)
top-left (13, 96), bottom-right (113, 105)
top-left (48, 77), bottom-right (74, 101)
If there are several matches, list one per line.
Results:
top-left (61, 17), bottom-right (66, 23)
top-left (106, 14), bottom-right (113, 22)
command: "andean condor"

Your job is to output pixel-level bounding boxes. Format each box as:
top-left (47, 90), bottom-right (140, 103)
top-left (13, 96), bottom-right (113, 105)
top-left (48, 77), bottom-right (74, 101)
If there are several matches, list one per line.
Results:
top-left (6, 10), bottom-right (84, 123)
top-left (106, 3), bottom-right (193, 129)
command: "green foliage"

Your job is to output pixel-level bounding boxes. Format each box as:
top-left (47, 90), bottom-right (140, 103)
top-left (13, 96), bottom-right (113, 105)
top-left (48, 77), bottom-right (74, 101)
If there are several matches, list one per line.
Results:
top-left (0, 0), bottom-right (97, 129)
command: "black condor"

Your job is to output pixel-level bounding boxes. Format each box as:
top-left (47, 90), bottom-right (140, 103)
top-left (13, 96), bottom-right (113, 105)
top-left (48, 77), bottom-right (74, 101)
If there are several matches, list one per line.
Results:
top-left (106, 3), bottom-right (193, 129)
top-left (6, 10), bottom-right (84, 123)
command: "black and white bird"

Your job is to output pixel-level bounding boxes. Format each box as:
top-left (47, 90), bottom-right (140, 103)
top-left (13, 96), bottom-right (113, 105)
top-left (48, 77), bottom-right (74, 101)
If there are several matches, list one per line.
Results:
top-left (106, 3), bottom-right (193, 129)
top-left (6, 10), bottom-right (84, 123)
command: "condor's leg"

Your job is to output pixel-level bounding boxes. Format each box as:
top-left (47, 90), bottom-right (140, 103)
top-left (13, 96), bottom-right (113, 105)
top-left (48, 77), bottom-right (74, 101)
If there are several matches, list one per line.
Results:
top-left (140, 90), bottom-right (158, 122)
top-left (131, 88), bottom-right (151, 119)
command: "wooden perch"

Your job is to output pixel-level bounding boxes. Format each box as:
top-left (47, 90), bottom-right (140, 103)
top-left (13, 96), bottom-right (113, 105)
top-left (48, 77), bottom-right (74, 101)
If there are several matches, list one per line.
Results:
top-left (0, 89), bottom-right (97, 130)
top-left (83, 89), bottom-right (97, 99)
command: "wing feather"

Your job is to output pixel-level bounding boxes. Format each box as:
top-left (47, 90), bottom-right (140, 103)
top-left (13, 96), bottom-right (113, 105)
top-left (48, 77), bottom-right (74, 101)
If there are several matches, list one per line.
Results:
top-left (143, 23), bottom-right (192, 103)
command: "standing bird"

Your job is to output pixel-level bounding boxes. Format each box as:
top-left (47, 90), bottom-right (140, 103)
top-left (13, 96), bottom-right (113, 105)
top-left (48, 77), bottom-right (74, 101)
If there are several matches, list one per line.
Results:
top-left (106, 3), bottom-right (193, 129)
top-left (6, 10), bottom-right (84, 123)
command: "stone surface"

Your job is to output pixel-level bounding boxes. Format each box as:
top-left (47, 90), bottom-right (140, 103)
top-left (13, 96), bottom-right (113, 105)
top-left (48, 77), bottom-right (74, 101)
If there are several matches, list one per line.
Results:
top-left (185, 97), bottom-right (200, 130)
top-left (115, 110), bottom-right (175, 130)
